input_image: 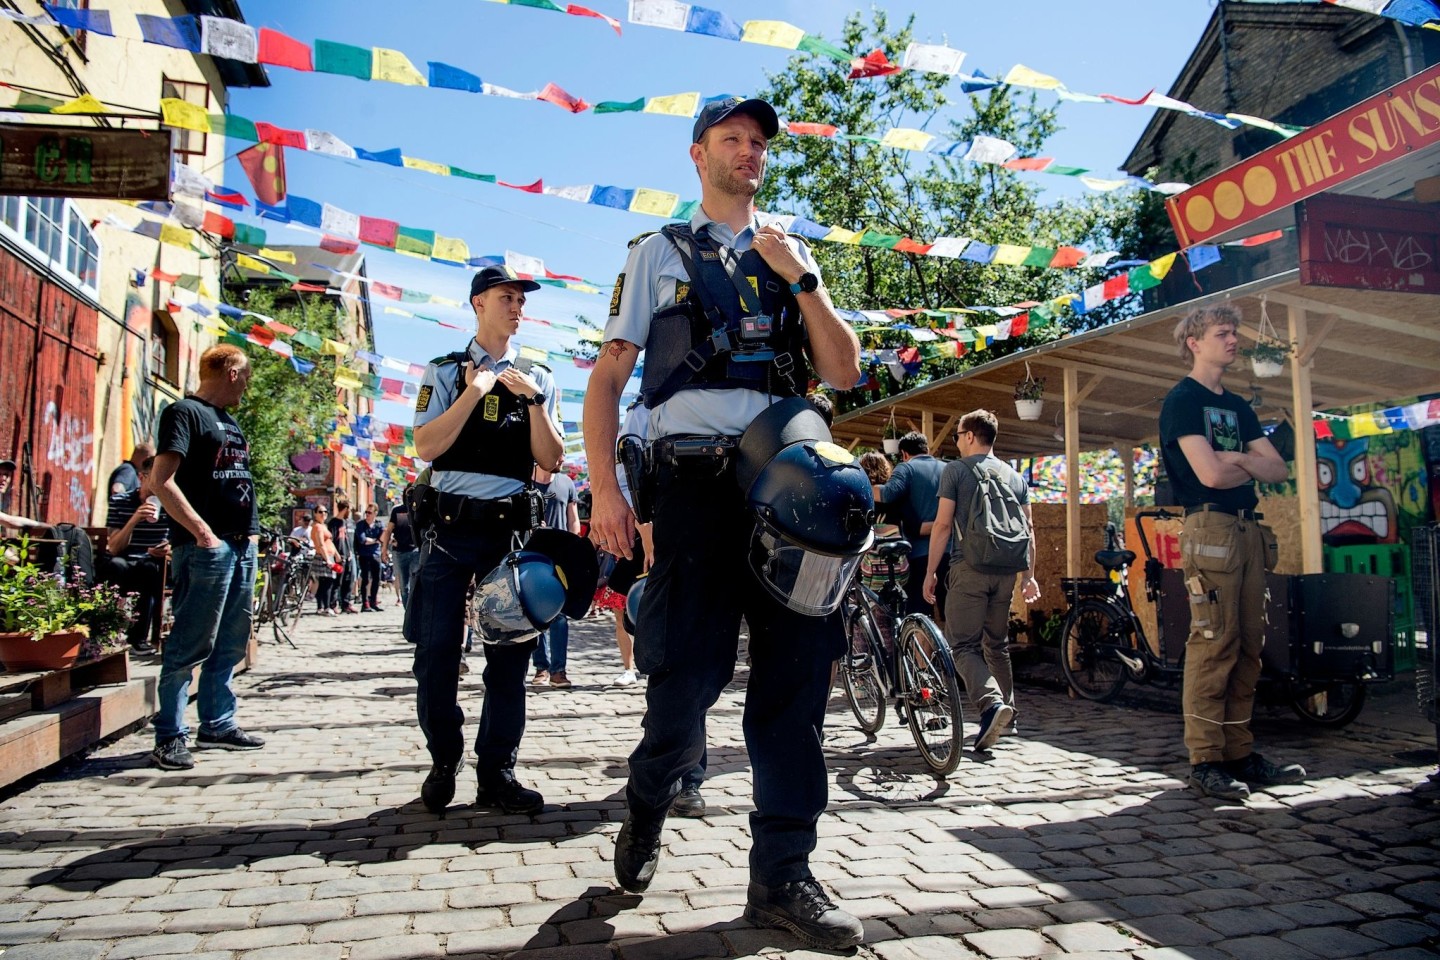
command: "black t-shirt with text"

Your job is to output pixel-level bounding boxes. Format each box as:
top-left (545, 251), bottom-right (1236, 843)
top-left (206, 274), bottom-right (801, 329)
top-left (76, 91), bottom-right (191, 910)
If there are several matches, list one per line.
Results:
top-left (389, 505), bottom-right (416, 552)
top-left (157, 397), bottom-right (260, 546)
top-left (1159, 376), bottom-right (1264, 512)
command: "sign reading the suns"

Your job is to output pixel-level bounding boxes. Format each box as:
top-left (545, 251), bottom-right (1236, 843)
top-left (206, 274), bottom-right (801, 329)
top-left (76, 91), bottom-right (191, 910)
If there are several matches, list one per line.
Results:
top-left (1167, 62), bottom-right (1440, 249)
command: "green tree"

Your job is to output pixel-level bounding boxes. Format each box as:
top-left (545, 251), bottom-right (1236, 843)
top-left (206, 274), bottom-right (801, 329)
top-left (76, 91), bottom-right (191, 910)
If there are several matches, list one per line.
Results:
top-left (756, 11), bottom-right (1147, 409)
top-left (225, 288), bottom-right (344, 527)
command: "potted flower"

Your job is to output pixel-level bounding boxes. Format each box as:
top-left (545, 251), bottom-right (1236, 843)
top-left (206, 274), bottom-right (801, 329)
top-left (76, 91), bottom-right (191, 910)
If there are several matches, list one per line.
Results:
top-left (1014, 364), bottom-right (1046, 421)
top-left (76, 582), bottom-right (135, 661)
top-left (0, 539), bottom-right (92, 671)
top-left (1242, 338), bottom-right (1291, 378)
top-left (882, 414), bottom-right (902, 456)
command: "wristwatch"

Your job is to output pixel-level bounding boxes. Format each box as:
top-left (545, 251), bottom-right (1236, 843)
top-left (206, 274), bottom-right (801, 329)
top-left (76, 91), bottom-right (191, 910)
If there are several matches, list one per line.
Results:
top-left (526, 393), bottom-right (547, 406)
top-left (789, 272), bottom-right (819, 295)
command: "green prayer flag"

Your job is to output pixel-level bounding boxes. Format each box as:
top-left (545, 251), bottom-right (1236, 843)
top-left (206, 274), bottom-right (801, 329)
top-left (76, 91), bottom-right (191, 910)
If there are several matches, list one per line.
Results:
top-left (314, 39), bottom-right (374, 80)
top-left (359, 385), bottom-right (382, 399)
top-left (232, 224), bottom-right (266, 247)
top-left (859, 231), bottom-right (902, 249)
top-left (175, 274), bottom-right (202, 292)
top-left (401, 289), bottom-right (429, 304)
top-left (511, 0), bottom-right (565, 9)
top-left (209, 113), bottom-right (258, 142)
top-left (533, 277), bottom-right (567, 288)
top-left (395, 227), bottom-right (435, 258)
top-left (837, 133), bottom-right (881, 145)
top-left (1047, 165), bottom-right (1089, 176)
top-left (16, 93), bottom-right (65, 112)
top-left (292, 331), bottom-right (323, 350)
top-left (222, 330), bottom-right (248, 347)
top-left (1128, 264), bottom-right (1162, 291)
top-left (1031, 304), bottom-right (1055, 321)
top-left (594, 98), bottom-right (646, 114)
top-left (798, 35), bottom-right (852, 62)
top-left (672, 200), bottom-right (701, 221)
top-left (449, 167), bottom-right (496, 182)
top-left (271, 269), bottom-right (299, 283)
top-left (1022, 247), bottom-right (1056, 268)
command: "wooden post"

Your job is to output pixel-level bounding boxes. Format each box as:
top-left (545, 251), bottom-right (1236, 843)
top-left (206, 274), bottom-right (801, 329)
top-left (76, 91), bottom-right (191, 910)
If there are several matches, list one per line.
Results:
top-left (1288, 304), bottom-right (1323, 574)
top-left (1064, 366), bottom-right (1081, 576)
top-left (922, 409), bottom-right (933, 448)
top-left (1122, 445), bottom-right (1135, 508)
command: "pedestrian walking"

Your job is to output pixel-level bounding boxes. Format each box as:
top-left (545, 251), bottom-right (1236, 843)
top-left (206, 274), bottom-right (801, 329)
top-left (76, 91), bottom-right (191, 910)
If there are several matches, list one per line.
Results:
top-left (381, 493), bottom-right (419, 608)
top-left (355, 503), bottom-right (384, 611)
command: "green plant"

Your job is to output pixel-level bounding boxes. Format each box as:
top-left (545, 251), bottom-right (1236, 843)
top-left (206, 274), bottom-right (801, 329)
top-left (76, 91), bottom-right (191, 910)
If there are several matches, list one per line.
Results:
top-left (882, 417), bottom-right (902, 440)
top-left (77, 582), bottom-right (134, 649)
top-left (1014, 375), bottom-right (1046, 402)
top-left (1241, 339), bottom-right (1292, 364)
top-left (0, 537), bottom-right (95, 637)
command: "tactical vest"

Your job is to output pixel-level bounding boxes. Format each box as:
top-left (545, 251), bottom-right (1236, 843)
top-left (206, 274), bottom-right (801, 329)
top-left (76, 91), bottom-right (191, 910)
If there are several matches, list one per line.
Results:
top-left (429, 351), bottom-right (536, 483)
top-left (639, 223), bottom-right (808, 409)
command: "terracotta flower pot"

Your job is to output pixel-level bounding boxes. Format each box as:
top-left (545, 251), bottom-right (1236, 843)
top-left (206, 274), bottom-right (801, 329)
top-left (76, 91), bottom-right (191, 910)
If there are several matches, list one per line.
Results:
top-left (0, 630), bottom-right (84, 672)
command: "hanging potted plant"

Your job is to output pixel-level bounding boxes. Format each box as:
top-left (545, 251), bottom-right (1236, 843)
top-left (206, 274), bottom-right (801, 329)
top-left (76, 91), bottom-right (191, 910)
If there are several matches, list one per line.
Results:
top-left (1243, 296), bottom-right (1291, 379)
top-left (882, 412), bottom-right (902, 456)
top-left (1014, 362), bottom-right (1046, 421)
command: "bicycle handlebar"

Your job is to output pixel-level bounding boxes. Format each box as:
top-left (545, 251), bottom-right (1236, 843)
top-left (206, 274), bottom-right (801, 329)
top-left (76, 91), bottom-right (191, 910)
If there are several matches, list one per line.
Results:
top-left (1130, 508), bottom-right (1181, 561)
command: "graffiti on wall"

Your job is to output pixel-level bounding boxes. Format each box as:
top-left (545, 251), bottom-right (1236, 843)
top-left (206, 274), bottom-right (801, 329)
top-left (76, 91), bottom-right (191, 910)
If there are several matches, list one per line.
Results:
top-left (1317, 432), bottom-right (1428, 546)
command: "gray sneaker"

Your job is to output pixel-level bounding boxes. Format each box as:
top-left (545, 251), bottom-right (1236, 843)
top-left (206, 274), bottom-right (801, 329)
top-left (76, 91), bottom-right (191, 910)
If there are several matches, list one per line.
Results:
top-left (151, 736), bottom-right (194, 770)
top-left (1229, 752), bottom-right (1304, 786)
top-left (1190, 762), bottom-right (1250, 801)
top-left (196, 728), bottom-right (266, 750)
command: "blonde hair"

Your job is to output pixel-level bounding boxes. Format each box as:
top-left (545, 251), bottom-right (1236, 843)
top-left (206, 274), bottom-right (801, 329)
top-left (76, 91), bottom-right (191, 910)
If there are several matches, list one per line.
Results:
top-left (1173, 304), bottom-right (1240, 366)
top-left (859, 451), bottom-right (891, 485)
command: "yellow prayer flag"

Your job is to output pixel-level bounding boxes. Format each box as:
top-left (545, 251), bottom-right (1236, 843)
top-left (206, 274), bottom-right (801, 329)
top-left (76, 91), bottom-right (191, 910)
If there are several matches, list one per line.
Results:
top-left (198, 282), bottom-right (215, 301)
top-left (372, 48), bottom-right (428, 86)
top-left (334, 369), bottom-right (364, 391)
top-left (644, 92), bottom-right (701, 117)
top-left (159, 98), bottom-right (211, 132)
top-left (236, 254), bottom-right (270, 274)
top-left (432, 235), bottom-right (470, 264)
top-left (519, 345), bottom-right (548, 363)
top-left (629, 188), bottom-right (680, 218)
top-left (879, 128), bottom-right (935, 152)
top-left (1148, 252), bottom-right (1178, 280)
top-left (321, 339), bottom-right (349, 356)
top-left (578, 327), bottom-right (603, 343)
top-left (741, 20), bottom-right (806, 49)
top-left (1350, 412), bottom-right (1390, 437)
top-left (383, 307), bottom-right (414, 318)
top-left (402, 156), bottom-right (450, 176)
top-left (935, 341), bottom-right (958, 358)
top-left (429, 295), bottom-right (462, 308)
top-left (158, 223), bottom-right (195, 249)
top-left (54, 94), bottom-right (106, 115)
top-left (566, 283), bottom-right (602, 295)
top-left (1003, 64), bottom-right (1064, 90)
top-left (991, 244), bottom-right (1030, 266)
top-left (822, 227), bottom-right (864, 245)
top-left (258, 248), bottom-right (297, 264)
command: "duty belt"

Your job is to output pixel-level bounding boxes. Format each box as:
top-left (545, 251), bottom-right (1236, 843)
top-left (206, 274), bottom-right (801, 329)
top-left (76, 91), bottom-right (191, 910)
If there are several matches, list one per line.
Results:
top-left (433, 490), bottom-right (533, 530)
top-left (1185, 503), bottom-right (1264, 520)
top-left (649, 435), bottom-right (737, 468)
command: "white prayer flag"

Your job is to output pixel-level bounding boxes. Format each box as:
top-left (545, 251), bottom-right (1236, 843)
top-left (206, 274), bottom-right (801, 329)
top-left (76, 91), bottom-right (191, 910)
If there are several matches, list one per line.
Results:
top-left (543, 184), bottom-right (595, 203)
top-left (200, 16), bottom-right (258, 62)
top-left (171, 163), bottom-right (213, 198)
top-left (305, 130), bottom-right (356, 158)
top-left (926, 236), bottom-right (971, 259)
top-left (963, 135), bottom-right (1017, 165)
top-left (629, 0), bottom-right (690, 30)
top-left (901, 42), bottom-right (965, 75)
top-left (321, 204), bottom-right (360, 240)
top-left (505, 250), bottom-right (546, 277)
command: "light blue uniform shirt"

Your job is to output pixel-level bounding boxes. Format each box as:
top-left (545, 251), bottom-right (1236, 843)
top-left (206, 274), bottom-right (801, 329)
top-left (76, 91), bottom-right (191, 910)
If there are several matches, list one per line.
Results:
top-left (414, 338), bottom-right (560, 500)
top-left (604, 209), bottom-right (823, 440)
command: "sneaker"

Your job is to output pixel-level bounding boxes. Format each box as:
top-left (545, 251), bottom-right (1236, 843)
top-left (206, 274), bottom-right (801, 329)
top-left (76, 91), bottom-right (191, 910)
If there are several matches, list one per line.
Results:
top-left (151, 736), bottom-right (194, 770)
top-left (371, 604), bottom-right (385, 612)
top-left (360, 604), bottom-right (373, 612)
top-left (974, 702), bottom-right (1014, 752)
top-left (670, 784), bottom-right (706, 818)
top-left (614, 813), bottom-right (664, 893)
top-left (1229, 752), bottom-right (1305, 786)
top-left (475, 777), bottom-right (544, 815)
top-left (1190, 762), bottom-right (1251, 801)
top-left (613, 669), bottom-right (639, 686)
top-left (129, 640), bottom-right (156, 655)
top-left (196, 728), bottom-right (266, 750)
top-left (532, 670), bottom-right (550, 686)
top-left (342, 606), bottom-right (359, 615)
top-left (458, 658), bottom-right (470, 676)
top-left (744, 878), bottom-right (864, 950)
top-left (421, 760), bottom-right (460, 814)
top-left (549, 671), bottom-right (572, 689)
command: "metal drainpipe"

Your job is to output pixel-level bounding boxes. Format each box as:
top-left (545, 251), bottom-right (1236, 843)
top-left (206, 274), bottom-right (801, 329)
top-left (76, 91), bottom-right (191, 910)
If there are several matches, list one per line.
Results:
top-left (1395, 22), bottom-right (1420, 78)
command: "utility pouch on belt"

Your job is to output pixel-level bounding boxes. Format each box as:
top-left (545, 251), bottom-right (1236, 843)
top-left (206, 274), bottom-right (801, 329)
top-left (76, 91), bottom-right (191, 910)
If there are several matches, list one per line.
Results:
top-left (406, 483), bottom-right (436, 533)
top-left (617, 435), bottom-right (653, 524)
top-left (521, 487), bottom-right (544, 532)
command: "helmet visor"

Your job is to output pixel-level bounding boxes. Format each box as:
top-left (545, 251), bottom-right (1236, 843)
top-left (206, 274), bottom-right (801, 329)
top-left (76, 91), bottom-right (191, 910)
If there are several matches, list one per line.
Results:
top-left (752, 527), bottom-right (864, 617)
top-left (471, 562), bottom-right (542, 645)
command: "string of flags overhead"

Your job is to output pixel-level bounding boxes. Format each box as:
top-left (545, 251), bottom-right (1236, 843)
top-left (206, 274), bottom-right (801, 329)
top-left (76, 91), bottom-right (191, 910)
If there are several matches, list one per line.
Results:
top-left (1312, 398), bottom-right (1440, 441)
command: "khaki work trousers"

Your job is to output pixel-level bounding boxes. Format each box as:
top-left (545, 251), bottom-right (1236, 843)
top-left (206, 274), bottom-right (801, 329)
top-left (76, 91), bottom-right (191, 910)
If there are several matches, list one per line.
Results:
top-left (1179, 511), bottom-right (1275, 765)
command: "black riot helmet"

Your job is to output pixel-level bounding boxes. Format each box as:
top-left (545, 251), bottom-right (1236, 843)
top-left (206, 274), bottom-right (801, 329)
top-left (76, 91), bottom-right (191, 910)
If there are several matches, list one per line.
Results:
top-left (737, 397), bottom-right (875, 616)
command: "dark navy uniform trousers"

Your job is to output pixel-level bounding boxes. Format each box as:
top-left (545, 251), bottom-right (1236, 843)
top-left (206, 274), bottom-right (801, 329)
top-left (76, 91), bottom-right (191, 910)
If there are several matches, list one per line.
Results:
top-left (408, 522), bottom-right (536, 783)
top-left (629, 457), bottom-right (843, 886)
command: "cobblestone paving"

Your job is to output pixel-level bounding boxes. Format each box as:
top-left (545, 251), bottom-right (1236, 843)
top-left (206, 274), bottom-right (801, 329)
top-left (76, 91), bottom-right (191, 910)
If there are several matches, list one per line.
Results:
top-left (0, 604), bottom-right (1437, 959)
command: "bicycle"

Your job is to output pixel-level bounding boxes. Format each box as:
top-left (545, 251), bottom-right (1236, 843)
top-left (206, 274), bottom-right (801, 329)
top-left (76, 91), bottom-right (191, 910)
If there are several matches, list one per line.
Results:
top-left (1059, 509), bottom-right (1378, 728)
top-left (254, 528), bottom-right (313, 648)
top-left (836, 537), bottom-right (966, 776)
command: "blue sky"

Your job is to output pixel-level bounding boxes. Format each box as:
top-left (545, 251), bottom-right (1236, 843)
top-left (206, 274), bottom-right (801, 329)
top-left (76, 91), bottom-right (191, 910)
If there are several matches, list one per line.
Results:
top-left (225, 0), bottom-right (1219, 429)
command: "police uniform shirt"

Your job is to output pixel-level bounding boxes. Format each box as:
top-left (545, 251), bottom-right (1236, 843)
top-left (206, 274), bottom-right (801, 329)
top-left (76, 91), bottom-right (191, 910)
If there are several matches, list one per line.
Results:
top-left (605, 209), bottom-right (823, 440)
top-left (413, 339), bottom-right (561, 501)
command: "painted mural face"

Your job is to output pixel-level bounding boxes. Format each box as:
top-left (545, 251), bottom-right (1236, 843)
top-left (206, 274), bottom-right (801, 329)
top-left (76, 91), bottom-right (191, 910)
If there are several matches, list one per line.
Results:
top-left (1317, 437), bottom-right (1397, 544)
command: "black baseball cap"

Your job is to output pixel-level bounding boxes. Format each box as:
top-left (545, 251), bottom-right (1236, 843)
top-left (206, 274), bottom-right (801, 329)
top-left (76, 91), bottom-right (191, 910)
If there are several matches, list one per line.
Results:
top-left (470, 265), bottom-right (541, 299)
top-left (692, 96), bottom-right (780, 143)
top-left (0, 459), bottom-right (14, 470)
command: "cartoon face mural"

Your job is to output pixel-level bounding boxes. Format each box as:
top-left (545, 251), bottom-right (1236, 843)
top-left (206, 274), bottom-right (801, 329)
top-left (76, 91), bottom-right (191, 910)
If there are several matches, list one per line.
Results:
top-left (1317, 437), bottom-right (1398, 544)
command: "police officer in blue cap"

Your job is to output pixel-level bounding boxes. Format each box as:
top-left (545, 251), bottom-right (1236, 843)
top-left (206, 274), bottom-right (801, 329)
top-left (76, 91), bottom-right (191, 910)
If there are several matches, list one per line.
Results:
top-left (409, 264), bottom-right (564, 816)
top-left (583, 96), bottom-right (866, 949)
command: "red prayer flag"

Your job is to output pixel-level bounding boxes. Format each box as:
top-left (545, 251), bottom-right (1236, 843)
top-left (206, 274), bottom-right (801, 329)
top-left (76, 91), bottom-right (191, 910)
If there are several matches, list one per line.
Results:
top-left (848, 49), bottom-right (901, 80)
top-left (499, 178), bottom-right (544, 193)
top-left (257, 28), bottom-right (313, 70)
top-left (544, 268), bottom-right (583, 282)
top-left (1003, 157), bottom-right (1053, 171)
top-left (247, 323), bottom-right (275, 346)
top-left (253, 122), bottom-right (307, 148)
top-left (371, 283), bottom-right (403, 300)
top-left (237, 143), bottom-right (286, 205)
top-left (150, 267), bottom-right (179, 283)
top-left (1312, 418), bottom-right (1333, 440)
top-left (572, 356), bottom-right (595, 370)
top-left (1099, 89), bottom-right (1153, 106)
top-left (201, 210), bottom-right (234, 239)
top-left (1010, 313), bottom-right (1030, 337)
top-left (358, 216), bottom-right (398, 248)
top-left (787, 122), bottom-right (839, 137)
top-left (320, 235), bottom-right (359, 255)
top-left (265, 318), bottom-right (298, 336)
top-left (1237, 230), bottom-right (1284, 247)
top-left (537, 83), bottom-right (590, 114)
top-left (386, 424), bottom-right (406, 445)
top-left (1102, 275), bottom-right (1130, 300)
top-left (380, 377), bottom-right (404, 394)
top-left (892, 238), bottom-right (933, 255)
top-left (290, 282), bottom-right (328, 293)
top-left (566, 3), bottom-right (622, 35)
top-left (1048, 246), bottom-right (1086, 268)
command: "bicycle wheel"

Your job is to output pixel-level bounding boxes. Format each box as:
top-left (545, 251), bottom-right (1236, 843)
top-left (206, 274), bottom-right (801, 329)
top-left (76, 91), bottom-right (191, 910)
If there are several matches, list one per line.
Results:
top-left (899, 616), bottom-right (964, 777)
top-left (1289, 681), bottom-right (1366, 728)
top-left (285, 569), bottom-right (308, 630)
top-left (841, 609), bottom-right (886, 734)
top-left (1060, 599), bottom-right (1129, 702)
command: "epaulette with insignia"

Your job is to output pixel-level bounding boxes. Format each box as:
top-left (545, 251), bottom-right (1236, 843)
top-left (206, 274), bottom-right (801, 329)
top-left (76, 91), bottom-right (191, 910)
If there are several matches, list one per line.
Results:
top-left (627, 231), bottom-right (657, 249)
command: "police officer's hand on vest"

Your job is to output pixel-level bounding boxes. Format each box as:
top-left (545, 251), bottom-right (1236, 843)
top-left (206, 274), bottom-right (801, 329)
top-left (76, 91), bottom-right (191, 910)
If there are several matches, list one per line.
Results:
top-left (751, 224), bottom-right (806, 285)
top-left (462, 361), bottom-right (498, 397)
top-left (496, 366), bottom-right (543, 403)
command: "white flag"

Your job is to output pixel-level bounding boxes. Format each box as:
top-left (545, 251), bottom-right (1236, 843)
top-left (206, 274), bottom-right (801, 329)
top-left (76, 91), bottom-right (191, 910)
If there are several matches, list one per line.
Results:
top-left (171, 163), bottom-right (213, 198)
top-left (505, 250), bottom-right (546, 277)
top-left (629, 0), bottom-right (691, 30)
top-left (963, 136), bottom-right (1017, 165)
top-left (901, 42), bottom-right (965, 76)
top-left (926, 236), bottom-right (971, 259)
top-left (543, 184), bottom-right (595, 203)
top-left (200, 16), bottom-right (258, 62)
top-left (305, 129), bottom-right (356, 159)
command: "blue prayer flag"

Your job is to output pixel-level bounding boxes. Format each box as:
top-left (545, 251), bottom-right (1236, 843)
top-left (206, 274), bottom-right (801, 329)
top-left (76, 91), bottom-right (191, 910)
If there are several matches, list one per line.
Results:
top-left (135, 14), bottom-right (200, 51)
top-left (428, 61), bottom-right (483, 92)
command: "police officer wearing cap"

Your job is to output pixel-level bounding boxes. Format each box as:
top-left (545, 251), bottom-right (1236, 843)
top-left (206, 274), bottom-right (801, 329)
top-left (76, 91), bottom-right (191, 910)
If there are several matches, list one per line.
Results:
top-left (583, 96), bottom-right (866, 950)
top-left (409, 264), bottom-right (564, 816)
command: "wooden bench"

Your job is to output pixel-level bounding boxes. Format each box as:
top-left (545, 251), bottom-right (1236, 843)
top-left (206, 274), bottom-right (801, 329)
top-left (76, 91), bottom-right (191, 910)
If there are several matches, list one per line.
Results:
top-left (85, 527), bottom-right (171, 650)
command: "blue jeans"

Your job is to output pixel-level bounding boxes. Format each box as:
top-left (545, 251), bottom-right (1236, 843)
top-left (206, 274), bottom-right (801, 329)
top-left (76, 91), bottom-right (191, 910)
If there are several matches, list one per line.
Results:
top-left (155, 539), bottom-right (256, 743)
top-left (393, 549), bottom-right (418, 607)
top-left (531, 615), bottom-right (569, 674)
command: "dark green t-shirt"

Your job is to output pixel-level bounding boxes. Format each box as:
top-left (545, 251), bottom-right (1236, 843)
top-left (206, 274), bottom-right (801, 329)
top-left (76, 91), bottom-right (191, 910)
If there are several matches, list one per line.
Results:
top-left (1159, 376), bottom-right (1264, 512)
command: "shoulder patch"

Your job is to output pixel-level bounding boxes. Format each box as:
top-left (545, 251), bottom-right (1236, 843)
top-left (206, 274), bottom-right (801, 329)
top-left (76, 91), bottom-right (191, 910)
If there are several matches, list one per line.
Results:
top-left (787, 233), bottom-right (812, 251)
top-left (415, 385), bottom-right (433, 412)
top-left (609, 273), bottom-right (625, 317)
top-left (431, 354), bottom-right (460, 366)
top-left (627, 231), bottom-right (656, 249)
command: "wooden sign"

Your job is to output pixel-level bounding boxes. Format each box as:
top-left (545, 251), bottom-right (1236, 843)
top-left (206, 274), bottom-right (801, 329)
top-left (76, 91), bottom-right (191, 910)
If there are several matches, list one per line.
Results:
top-left (0, 124), bottom-right (172, 201)
top-left (1299, 194), bottom-right (1440, 295)
top-left (1167, 61), bottom-right (1440, 247)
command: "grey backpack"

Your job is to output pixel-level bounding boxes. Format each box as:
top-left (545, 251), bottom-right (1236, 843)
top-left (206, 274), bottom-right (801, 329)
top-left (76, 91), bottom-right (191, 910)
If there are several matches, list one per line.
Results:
top-left (961, 460), bottom-right (1030, 572)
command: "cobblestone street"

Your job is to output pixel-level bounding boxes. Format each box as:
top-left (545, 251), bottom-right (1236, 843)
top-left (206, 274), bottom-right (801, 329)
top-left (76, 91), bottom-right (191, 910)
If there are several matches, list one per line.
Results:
top-left (0, 606), bottom-right (1437, 960)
